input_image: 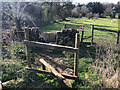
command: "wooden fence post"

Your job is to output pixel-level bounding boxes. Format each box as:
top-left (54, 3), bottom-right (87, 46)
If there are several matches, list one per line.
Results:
top-left (25, 27), bottom-right (31, 67)
top-left (74, 33), bottom-right (80, 77)
top-left (116, 31), bottom-right (120, 44)
top-left (81, 29), bottom-right (84, 43)
top-left (91, 25), bottom-right (94, 45)
top-left (64, 24), bottom-right (67, 29)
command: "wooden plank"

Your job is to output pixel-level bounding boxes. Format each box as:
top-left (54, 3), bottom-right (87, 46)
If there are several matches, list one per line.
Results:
top-left (39, 59), bottom-right (65, 80)
top-left (24, 28), bottom-right (31, 67)
top-left (91, 25), bottom-right (94, 45)
top-left (74, 33), bottom-right (80, 77)
top-left (62, 73), bottom-right (77, 80)
top-left (94, 28), bottom-right (117, 33)
top-left (26, 67), bottom-right (53, 75)
top-left (24, 40), bottom-right (78, 53)
top-left (26, 67), bottom-right (77, 80)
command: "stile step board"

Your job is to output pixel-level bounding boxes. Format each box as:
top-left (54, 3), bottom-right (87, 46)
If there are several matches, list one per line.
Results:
top-left (39, 59), bottom-right (65, 80)
top-left (2, 80), bottom-right (15, 86)
top-left (26, 67), bottom-right (77, 80)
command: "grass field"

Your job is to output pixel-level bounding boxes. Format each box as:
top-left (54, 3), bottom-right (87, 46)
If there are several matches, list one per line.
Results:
top-left (40, 17), bottom-right (119, 44)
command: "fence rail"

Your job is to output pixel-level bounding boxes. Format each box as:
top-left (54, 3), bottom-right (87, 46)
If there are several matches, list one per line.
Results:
top-left (94, 28), bottom-right (118, 33)
top-left (24, 40), bottom-right (79, 53)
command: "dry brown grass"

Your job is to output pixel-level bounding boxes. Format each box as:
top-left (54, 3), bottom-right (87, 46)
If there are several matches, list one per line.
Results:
top-left (92, 39), bottom-right (120, 88)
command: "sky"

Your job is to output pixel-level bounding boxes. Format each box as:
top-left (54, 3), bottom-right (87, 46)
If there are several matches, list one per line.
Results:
top-left (0, 0), bottom-right (119, 4)
top-left (72, 0), bottom-right (120, 4)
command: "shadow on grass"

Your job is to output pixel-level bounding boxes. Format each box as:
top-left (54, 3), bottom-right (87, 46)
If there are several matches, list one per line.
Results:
top-left (79, 43), bottom-right (96, 59)
top-left (94, 25), bottom-right (118, 30)
top-left (39, 22), bottom-right (65, 32)
top-left (6, 72), bottom-right (69, 88)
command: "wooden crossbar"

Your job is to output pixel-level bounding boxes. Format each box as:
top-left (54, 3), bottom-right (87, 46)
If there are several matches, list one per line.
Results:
top-left (26, 67), bottom-right (77, 80)
top-left (83, 36), bottom-right (92, 40)
top-left (62, 73), bottom-right (77, 80)
top-left (26, 67), bottom-right (53, 75)
top-left (39, 59), bottom-right (65, 80)
top-left (94, 28), bottom-right (117, 33)
top-left (24, 40), bottom-right (78, 53)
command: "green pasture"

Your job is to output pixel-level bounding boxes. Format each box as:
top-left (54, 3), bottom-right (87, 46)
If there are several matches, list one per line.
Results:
top-left (40, 17), bottom-right (118, 44)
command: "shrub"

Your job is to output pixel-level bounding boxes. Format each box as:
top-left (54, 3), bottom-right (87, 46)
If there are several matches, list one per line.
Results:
top-left (86, 12), bottom-right (93, 19)
top-left (94, 13), bottom-right (99, 19)
top-left (79, 13), bottom-right (83, 18)
top-left (80, 5), bottom-right (89, 17)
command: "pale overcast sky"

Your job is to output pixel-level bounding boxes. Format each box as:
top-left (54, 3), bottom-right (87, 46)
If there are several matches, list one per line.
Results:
top-left (0, 0), bottom-right (119, 4)
top-left (72, 0), bottom-right (119, 4)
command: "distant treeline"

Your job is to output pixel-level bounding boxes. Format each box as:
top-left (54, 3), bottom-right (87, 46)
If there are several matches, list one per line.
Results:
top-left (2, 1), bottom-right (120, 27)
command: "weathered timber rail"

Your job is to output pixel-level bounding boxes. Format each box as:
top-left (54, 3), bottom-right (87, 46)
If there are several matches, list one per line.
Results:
top-left (24, 40), bottom-right (78, 53)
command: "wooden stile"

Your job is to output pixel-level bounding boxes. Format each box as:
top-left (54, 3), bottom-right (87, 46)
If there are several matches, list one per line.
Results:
top-left (74, 33), bottom-right (80, 77)
top-left (24, 29), bottom-right (80, 86)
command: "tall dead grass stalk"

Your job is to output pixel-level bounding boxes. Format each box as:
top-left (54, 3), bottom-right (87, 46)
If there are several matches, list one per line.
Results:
top-left (93, 39), bottom-right (120, 88)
